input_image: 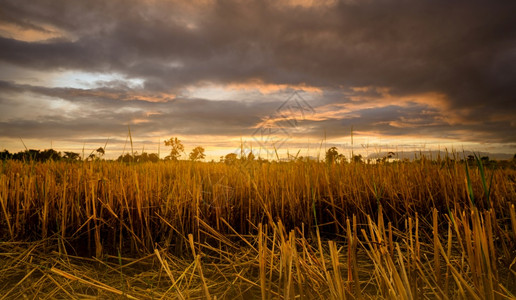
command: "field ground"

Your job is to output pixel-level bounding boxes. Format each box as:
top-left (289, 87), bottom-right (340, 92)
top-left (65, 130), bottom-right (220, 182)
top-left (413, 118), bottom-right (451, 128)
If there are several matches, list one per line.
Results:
top-left (1, 159), bottom-right (515, 299)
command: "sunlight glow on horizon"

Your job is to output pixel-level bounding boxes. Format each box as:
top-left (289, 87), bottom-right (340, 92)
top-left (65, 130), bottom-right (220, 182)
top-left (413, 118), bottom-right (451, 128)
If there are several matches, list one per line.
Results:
top-left (1, 133), bottom-right (514, 161)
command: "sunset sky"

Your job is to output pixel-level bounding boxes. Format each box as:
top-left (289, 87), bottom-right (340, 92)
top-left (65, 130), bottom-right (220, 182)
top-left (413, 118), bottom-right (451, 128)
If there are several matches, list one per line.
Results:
top-left (1, 0), bottom-right (515, 160)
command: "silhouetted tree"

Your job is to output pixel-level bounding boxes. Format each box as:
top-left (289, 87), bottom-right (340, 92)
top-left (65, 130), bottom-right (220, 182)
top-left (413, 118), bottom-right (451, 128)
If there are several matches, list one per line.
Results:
top-left (352, 154), bottom-right (363, 163)
top-left (0, 150), bottom-right (12, 160)
top-left (224, 153), bottom-right (238, 165)
top-left (117, 152), bottom-right (160, 163)
top-left (64, 152), bottom-right (80, 161)
top-left (39, 149), bottom-right (61, 161)
top-left (164, 137), bottom-right (184, 161)
top-left (117, 153), bottom-right (134, 163)
top-left (13, 149), bottom-right (40, 161)
top-left (325, 147), bottom-right (344, 164)
top-left (147, 153), bottom-right (160, 163)
top-left (189, 146), bottom-right (206, 161)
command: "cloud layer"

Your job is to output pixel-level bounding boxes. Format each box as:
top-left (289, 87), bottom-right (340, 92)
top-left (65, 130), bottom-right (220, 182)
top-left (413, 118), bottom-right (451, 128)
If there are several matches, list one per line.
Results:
top-left (0, 0), bottom-right (515, 156)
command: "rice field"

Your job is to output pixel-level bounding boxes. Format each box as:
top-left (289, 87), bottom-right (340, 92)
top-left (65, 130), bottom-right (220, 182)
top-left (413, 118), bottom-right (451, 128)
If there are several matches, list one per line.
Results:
top-left (0, 157), bottom-right (515, 299)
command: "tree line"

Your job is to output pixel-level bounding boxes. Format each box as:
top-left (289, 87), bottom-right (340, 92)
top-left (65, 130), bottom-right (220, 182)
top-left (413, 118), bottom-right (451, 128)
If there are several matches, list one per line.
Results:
top-left (2, 138), bottom-right (515, 166)
top-left (0, 137), bottom-right (206, 163)
top-left (0, 149), bottom-right (81, 162)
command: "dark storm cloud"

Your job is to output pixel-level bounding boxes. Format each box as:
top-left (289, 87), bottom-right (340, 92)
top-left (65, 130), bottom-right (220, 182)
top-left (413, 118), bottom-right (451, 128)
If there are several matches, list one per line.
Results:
top-left (298, 103), bottom-right (516, 143)
top-left (0, 0), bottom-right (515, 146)
top-left (2, 1), bottom-right (514, 91)
top-left (0, 80), bottom-right (281, 138)
top-left (0, 78), bottom-right (514, 144)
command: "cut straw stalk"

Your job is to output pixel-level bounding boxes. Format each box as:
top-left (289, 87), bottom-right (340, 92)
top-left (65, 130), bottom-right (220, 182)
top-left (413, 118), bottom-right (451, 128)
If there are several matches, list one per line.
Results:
top-left (188, 234), bottom-right (211, 300)
top-left (50, 267), bottom-right (138, 299)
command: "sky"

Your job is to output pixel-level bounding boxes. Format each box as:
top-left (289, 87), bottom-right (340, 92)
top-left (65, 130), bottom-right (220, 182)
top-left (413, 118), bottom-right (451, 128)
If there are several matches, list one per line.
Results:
top-left (0, 0), bottom-right (515, 160)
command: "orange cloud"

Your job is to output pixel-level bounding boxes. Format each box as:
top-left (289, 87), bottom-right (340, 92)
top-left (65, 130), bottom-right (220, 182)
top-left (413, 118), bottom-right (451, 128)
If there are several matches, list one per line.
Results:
top-left (388, 118), bottom-right (440, 128)
top-left (0, 22), bottom-right (70, 42)
top-left (226, 79), bottom-right (322, 94)
top-left (350, 86), bottom-right (449, 108)
top-left (132, 93), bottom-right (176, 103)
top-left (145, 111), bottom-right (163, 117)
top-left (130, 119), bottom-right (150, 124)
top-left (346, 86), bottom-right (480, 125)
top-left (274, 0), bottom-right (337, 8)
